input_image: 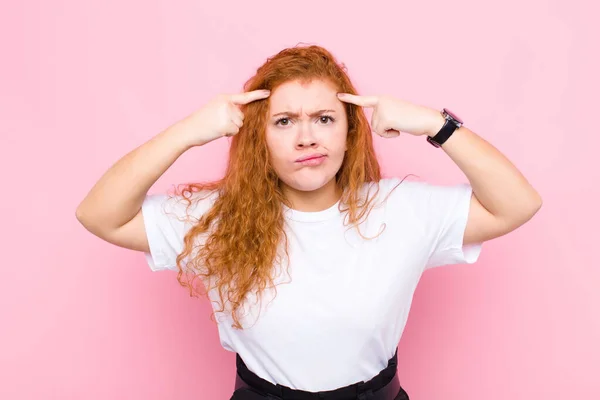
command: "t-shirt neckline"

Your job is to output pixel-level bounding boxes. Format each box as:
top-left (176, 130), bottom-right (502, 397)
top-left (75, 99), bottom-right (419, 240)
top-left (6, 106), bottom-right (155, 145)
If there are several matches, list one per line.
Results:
top-left (282, 200), bottom-right (341, 222)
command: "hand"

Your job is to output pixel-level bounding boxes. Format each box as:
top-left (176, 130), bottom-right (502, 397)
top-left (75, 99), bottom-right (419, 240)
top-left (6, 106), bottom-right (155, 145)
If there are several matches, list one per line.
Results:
top-left (336, 93), bottom-right (442, 138)
top-left (179, 89), bottom-right (271, 147)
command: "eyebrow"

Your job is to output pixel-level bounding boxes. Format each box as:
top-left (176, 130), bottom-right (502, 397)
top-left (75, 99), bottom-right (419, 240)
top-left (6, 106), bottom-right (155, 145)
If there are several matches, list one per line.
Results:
top-left (271, 109), bottom-right (336, 118)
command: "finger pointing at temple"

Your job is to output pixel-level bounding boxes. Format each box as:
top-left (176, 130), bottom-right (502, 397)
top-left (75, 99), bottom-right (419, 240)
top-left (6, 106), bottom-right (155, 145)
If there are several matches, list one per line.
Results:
top-left (336, 93), bottom-right (379, 107)
top-left (230, 89), bottom-right (271, 105)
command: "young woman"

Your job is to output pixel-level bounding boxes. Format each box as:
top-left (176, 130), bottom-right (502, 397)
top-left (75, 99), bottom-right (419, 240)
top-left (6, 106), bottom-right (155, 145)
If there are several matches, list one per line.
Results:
top-left (76, 45), bottom-right (542, 399)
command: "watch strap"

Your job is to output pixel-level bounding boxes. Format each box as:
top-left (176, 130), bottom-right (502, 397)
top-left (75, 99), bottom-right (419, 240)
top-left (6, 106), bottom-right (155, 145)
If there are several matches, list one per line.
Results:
top-left (427, 111), bottom-right (459, 148)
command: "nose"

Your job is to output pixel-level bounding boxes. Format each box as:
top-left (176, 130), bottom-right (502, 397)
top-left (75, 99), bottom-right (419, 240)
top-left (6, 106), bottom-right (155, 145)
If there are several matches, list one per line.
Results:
top-left (296, 123), bottom-right (318, 148)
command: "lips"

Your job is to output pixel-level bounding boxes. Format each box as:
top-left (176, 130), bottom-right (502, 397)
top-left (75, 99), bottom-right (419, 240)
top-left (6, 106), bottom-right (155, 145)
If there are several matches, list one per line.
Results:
top-left (295, 153), bottom-right (325, 162)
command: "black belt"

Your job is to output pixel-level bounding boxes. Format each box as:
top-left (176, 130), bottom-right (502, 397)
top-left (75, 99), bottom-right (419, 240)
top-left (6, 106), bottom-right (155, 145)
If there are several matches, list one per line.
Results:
top-left (231, 347), bottom-right (409, 400)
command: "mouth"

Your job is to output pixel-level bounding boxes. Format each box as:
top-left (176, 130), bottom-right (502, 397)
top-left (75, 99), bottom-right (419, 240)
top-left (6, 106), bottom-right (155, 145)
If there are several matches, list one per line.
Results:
top-left (295, 153), bottom-right (326, 162)
top-left (295, 154), bottom-right (327, 167)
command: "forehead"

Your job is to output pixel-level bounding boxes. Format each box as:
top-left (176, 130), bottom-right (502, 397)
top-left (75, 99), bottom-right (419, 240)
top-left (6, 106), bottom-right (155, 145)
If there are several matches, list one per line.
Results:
top-left (268, 79), bottom-right (339, 113)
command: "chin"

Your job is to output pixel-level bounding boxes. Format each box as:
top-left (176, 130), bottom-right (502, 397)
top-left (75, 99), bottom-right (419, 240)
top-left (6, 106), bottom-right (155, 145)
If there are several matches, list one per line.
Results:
top-left (282, 173), bottom-right (335, 193)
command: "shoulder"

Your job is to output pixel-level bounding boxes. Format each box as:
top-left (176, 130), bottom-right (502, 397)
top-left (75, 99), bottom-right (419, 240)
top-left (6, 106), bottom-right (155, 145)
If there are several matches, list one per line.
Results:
top-left (144, 187), bottom-right (220, 224)
top-left (376, 176), bottom-right (472, 208)
top-left (369, 176), bottom-right (430, 204)
top-left (349, 177), bottom-right (430, 221)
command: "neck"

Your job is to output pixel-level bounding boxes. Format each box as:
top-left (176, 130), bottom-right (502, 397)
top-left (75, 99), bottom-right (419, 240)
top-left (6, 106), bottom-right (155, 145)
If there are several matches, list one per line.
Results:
top-left (282, 178), bottom-right (342, 212)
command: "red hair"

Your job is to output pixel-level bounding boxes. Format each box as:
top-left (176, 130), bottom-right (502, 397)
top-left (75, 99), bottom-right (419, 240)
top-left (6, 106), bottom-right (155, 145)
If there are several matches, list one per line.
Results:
top-left (172, 44), bottom-right (391, 329)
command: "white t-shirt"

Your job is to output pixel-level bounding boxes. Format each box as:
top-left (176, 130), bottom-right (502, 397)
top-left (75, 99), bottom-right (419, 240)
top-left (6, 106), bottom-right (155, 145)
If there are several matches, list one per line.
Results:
top-left (141, 177), bottom-right (483, 391)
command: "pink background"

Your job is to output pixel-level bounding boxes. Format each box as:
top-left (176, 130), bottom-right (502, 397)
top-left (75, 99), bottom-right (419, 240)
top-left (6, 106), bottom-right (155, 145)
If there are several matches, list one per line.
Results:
top-left (1, 0), bottom-right (598, 399)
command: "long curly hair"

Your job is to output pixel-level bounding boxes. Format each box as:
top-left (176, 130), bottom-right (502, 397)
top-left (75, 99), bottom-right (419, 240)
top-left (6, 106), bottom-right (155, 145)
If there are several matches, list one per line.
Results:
top-left (171, 44), bottom-right (390, 330)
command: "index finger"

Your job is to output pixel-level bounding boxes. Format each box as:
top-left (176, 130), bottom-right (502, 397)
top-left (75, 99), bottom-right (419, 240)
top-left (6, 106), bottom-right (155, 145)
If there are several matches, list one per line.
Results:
top-left (230, 90), bottom-right (271, 105)
top-left (337, 93), bottom-right (379, 108)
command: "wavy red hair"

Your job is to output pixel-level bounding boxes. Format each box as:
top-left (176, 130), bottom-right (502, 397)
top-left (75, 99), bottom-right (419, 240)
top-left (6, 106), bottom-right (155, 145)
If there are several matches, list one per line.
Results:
top-left (171, 44), bottom-right (394, 330)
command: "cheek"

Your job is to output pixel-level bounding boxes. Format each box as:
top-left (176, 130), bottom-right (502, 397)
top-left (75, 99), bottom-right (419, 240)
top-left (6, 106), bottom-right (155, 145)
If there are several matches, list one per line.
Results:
top-left (265, 130), bottom-right (280, 152)
top-left (329, 125), bottom-right (349, 151)
top-left (265, 132), bottom-right (289, 167)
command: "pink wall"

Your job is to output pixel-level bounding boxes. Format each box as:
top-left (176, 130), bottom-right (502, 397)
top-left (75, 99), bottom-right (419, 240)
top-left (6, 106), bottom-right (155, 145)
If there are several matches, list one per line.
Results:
top-left (1, 0), bottom-right (598, 399)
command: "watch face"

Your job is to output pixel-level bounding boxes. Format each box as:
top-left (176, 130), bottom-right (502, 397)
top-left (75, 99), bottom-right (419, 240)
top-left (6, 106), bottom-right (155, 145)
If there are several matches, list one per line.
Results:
top-left (443, 108), bottom-right (463, 125)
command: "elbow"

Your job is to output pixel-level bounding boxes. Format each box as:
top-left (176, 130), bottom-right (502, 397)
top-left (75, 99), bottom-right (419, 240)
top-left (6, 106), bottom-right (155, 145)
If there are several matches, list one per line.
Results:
top-left (523, 194), bottom-right (543, 222)
top-left (75, 206), bottom-right (104, 237)
top-left (75, 204), bottom-right (88, 223)
top-left (531, 192), bottom-right (543, 212)
top-left (75, 207), bottom-right (92, 232)
top-left (75, 206), bottom-right (84, 223)
top-left (75, 204), bottom-right (95, 229)
top-left (524, 187), bottom-right (543, 214)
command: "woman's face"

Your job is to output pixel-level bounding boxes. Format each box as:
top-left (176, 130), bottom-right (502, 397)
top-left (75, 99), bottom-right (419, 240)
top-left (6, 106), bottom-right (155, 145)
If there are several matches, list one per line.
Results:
top-left (265, 79), bottom-right (348, 194)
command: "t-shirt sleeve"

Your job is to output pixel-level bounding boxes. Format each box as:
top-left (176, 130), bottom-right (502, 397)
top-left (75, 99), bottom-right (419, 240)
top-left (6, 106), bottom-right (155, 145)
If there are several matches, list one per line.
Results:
top-left (418, 181), bottom-right (484, 269)
top-left (141, 191), bottom-right (216, 272)
top-left (141, 194), bottom-right (189, 271)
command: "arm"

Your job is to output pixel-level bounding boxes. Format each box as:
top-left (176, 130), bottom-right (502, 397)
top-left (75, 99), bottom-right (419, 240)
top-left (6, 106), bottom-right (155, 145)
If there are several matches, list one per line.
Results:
top-left (75, 89), bottom-right (269, 253)
top-left (425, 115), bottom-right (543, 246)
top-left (75, 121), bottom-right (193, 251)
top-left (335, 92), bottom-right (542, 247)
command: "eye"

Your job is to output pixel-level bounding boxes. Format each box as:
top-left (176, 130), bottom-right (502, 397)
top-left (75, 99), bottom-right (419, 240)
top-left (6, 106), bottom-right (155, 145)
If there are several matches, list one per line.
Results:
top-left (275, 117), bottom-right (290, 126)
top-left (319, 115), bottom-right (335, 124)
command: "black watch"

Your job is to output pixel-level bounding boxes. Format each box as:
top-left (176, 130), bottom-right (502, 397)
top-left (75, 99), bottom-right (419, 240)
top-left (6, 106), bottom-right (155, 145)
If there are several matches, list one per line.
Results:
top-left (426, 108), bottom-right (463, 148)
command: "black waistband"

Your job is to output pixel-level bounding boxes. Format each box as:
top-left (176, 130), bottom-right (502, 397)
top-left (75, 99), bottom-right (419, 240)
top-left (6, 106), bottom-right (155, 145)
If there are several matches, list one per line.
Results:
top-left (233, 347), bottom-right (400, 400)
